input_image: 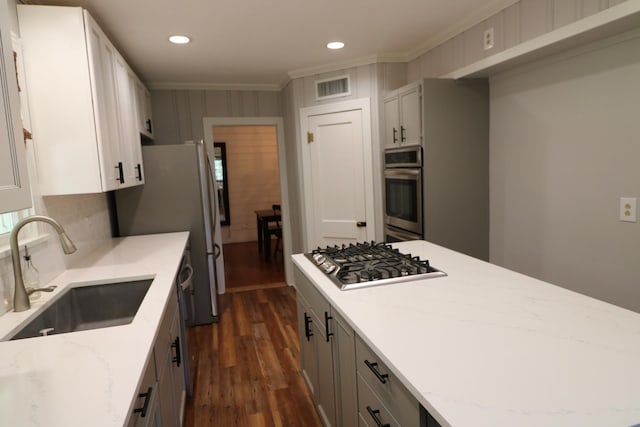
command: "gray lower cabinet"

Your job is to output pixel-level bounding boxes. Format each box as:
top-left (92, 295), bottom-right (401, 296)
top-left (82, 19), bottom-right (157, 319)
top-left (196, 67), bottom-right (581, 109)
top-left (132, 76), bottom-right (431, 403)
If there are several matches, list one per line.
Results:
top-left (128, 285), bottom-right (186, 426)
top-left (128, 354), bottom-right (160, 427)
top-left (355, 335), bottom-right (420, 427)
top-left (295, 266), bottom-right (357, 427)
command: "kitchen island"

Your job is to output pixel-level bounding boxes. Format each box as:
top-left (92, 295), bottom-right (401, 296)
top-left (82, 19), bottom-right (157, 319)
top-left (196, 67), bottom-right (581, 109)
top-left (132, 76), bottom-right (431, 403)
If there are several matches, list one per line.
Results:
top-left (292, 240), bottom-right (640, 427)
top-left (0, 232), bottom-right (189, 426)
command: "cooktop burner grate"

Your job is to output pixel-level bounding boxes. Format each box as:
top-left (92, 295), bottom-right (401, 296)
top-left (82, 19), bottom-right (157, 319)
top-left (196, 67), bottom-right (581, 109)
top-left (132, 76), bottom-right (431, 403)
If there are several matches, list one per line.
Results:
top-left (304, 241), bottom-right (446, 290)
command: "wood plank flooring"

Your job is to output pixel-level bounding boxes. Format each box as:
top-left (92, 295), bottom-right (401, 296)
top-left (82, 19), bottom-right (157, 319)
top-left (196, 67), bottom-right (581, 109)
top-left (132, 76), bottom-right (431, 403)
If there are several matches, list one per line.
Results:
top-left (183, 283), bottom-right (322, 426)
top-left (223, 241), bottom-right (285, 292)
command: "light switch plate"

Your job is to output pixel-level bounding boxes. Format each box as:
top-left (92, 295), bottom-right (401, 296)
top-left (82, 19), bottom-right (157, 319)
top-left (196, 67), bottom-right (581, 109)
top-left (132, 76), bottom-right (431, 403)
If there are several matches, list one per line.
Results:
top-left (619, 197), bottom-right (637, 222)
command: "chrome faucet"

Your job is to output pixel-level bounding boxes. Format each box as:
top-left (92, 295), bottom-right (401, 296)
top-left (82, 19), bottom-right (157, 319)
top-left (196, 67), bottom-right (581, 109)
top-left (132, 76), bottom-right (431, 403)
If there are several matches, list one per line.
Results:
top-left (10, 215), bottom-right (77, 312)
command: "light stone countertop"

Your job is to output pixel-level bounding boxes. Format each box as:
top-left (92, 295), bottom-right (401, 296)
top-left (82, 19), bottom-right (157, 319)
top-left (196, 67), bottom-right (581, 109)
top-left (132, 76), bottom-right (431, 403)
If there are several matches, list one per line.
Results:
top-left (292, 240), bottom-right (640, 427)
top-left (0, 232), bottom-right (189, 427)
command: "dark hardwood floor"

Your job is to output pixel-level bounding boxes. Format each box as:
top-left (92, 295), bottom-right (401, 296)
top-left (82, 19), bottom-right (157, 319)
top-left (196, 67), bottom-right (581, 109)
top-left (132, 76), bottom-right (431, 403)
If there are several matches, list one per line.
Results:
top-left (223, 241), bottom-right (286, 292)
top-left (183, 243), bottom-right (321, 426)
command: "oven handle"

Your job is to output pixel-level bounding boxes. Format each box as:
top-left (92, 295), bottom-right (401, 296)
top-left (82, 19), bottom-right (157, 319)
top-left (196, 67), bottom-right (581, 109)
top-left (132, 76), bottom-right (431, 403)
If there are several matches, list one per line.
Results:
top-left (383, 168), bottom-right (421, 178)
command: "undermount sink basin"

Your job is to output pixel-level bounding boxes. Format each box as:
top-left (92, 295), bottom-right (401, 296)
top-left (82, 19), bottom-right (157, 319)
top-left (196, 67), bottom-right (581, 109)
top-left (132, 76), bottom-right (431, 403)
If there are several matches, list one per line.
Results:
top-left (10, 279), bottom-right (153, 340)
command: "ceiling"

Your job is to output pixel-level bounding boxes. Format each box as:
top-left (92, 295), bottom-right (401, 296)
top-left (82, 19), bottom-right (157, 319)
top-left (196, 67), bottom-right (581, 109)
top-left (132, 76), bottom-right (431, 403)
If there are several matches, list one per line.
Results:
top-left (26, 0), bottom-right (517, 89)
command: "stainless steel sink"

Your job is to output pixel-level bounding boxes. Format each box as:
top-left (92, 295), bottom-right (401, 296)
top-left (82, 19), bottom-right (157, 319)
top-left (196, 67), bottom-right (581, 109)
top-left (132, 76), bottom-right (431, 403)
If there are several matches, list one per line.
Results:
top-left (9, 279), bottom-right (153, 340)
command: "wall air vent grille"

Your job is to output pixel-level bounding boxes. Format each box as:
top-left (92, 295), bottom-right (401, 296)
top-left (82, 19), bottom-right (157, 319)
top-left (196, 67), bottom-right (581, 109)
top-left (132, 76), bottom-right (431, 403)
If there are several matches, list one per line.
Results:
top-left (315, 75), bottom-right (351, 100)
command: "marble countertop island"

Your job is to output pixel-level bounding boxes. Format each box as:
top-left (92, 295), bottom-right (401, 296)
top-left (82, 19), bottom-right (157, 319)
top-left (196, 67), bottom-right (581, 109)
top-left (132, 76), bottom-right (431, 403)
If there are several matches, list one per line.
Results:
top-left (292, 240), bottom-right (640, 427)
top-left (0, 232), bottom-right (189, 427)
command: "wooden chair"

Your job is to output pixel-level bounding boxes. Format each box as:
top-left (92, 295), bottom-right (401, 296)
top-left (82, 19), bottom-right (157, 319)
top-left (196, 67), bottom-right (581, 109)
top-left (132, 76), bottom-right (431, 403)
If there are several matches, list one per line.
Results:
top-left (269, 204), bottom-right (282, 259)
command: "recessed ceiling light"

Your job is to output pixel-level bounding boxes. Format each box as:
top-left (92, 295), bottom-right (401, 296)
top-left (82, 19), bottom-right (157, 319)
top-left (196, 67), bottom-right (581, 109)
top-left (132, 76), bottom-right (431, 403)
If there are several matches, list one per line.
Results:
top-left (169, 35), bottom-right (191, 44)
top-left (327, 41), bottom-right (345, 50)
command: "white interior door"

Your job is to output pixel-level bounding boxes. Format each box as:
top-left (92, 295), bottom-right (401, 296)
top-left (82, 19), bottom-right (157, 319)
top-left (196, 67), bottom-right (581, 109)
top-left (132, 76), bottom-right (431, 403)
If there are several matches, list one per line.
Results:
top-left (303, 102), bottom-right (373, 248)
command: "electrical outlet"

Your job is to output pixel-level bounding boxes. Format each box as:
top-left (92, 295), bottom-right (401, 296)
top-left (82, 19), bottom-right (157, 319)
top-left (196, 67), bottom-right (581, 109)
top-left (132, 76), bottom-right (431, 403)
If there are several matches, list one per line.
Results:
top-left (484, 27), bottom-right (494, 50)
top-left (619, 197), bottom-right (637, 222)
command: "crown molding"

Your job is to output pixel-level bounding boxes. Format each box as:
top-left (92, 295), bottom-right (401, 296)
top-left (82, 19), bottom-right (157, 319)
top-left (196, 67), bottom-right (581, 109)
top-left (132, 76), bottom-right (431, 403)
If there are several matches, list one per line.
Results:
top-left (148, 0), bottom-right (520, 91)
top-left (147, 81), bottom-right (282, 91)
top-left (405, 0), bottom-right (520, 61)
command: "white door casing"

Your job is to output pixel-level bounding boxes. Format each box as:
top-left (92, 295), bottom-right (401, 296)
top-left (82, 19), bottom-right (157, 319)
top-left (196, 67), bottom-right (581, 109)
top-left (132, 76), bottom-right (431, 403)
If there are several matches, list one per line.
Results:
top-left (300, 98), bottom-right (374, 250)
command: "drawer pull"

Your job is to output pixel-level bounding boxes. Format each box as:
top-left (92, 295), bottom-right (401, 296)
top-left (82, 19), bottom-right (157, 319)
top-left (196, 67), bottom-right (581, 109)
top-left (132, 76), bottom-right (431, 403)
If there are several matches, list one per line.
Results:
top-left (304, 312), bottom-right (313, 341)
top-left (133, 386), bottom-right (152, 417)
top-left (324, 311), bottom-right (334, 342)
top-left (366, 405), bottom-right (390, 427)
top-left (171, 336), bottom-right (182, 367)
top-left (364, 359), bottom-right (389, 384)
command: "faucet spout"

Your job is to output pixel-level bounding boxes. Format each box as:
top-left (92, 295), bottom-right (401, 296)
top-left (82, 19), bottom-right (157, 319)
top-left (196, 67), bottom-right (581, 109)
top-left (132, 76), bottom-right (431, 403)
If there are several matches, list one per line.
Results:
top-left (10, 215), bottom-right (77, 312)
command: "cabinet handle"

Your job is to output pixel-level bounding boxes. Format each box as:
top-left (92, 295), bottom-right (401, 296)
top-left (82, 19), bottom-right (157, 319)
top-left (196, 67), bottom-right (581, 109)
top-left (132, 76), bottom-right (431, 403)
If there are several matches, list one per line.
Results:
top-left (392, 127), bottom-right (398, 144)
top-left (136, 163), bottom-right (143, 181)
top-left (400, 126), bottom-right (406, 142)
top-left (145, 119), bottom-right (152, 133)
top-left (115, 162), bottom-right (125, 184)
top-left (324, 311), bottom-right (334, 342)
top-left (133, 386), bottom-right (152, 417)
top-left (366, 406), bottom-right (390, 427)
top-left (304, 312), bottom-right (313, 341)
top-left (171, 336), bottom-right (182, 367)
top-left (356, 221), bottom-right (367, 228)
top-left (364, 359), bottom-right (389, 384)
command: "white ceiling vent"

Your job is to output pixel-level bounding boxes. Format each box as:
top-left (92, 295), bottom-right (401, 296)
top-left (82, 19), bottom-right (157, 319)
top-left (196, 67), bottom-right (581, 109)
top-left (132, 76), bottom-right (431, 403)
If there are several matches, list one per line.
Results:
top-left (315, 75), bottom-right (351, 100)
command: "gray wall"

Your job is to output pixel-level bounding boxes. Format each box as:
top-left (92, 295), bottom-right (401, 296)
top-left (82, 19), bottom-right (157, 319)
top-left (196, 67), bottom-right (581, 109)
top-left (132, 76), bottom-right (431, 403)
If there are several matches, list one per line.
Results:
top-left (406, 0), bottom-right (640, 312)
top-left (408, 0), bottom-right (629, 79)
top-left (489, 30), bottom-right (640, 313)
top-left (149, 89), bottom-right (282, 145)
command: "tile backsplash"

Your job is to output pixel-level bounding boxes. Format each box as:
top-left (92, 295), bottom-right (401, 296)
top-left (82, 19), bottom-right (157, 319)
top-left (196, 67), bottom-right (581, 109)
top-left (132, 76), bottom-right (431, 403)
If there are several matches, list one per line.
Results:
top-left (0, 193), bottom-right (112, 316)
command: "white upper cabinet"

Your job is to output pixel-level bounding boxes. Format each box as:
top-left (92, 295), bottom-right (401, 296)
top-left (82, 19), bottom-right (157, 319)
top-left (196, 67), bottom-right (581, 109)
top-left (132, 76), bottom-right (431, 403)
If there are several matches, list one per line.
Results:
top-left (383, 81), bottom-right (422, 148)
top-left (0, 2), bottom-right (31, 214)
top-left (17, 5), bottom-right (147, 195)
top-left (133, 76), bottom-right (154, 140)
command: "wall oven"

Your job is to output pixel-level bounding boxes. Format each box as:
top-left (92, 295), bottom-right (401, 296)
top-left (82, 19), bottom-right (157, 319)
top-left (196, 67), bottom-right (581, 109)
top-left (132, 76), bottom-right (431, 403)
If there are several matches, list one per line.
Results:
top-left (384, 146), bottom-right (423, 241)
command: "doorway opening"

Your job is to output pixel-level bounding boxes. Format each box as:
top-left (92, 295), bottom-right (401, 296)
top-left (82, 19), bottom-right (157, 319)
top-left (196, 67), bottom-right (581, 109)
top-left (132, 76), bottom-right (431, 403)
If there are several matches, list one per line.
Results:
top-left (203, 117), bottom-right (291, 292)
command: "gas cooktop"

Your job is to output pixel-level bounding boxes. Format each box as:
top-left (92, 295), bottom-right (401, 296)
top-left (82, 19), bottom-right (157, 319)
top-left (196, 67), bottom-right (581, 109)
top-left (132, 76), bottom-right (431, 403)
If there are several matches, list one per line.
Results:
top-left (305, 241), bottom-right (446, 290)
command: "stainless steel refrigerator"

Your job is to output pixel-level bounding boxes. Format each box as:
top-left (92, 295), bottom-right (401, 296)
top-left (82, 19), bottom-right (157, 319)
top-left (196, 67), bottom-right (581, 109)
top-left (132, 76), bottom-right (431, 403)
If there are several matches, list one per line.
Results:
top-left (115, 141), bottom-right (225, 325)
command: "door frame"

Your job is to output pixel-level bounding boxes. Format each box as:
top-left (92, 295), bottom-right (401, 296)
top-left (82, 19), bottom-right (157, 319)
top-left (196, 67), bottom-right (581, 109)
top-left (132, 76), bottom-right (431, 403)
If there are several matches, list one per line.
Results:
top-left (202, 117), bottom-right (293, 286)
top-left (299, 98), bottom-right (374, 251)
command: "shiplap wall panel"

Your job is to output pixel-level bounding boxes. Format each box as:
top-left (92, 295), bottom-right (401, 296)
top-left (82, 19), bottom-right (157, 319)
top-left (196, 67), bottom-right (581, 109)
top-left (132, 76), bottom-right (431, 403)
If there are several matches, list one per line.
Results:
top-left (214, 125), bottom-right (280, 244)
top-left (150, 90), bottom-right (179, 145)
top-left (582, 0), bottom-right (603, 16)
top-left (380, 63), bottom-right (408, 92)
top-left (150, 89), bottom-right (283, 145)
top-left (407, 0), bottom-right (627, 79)
top-left (188, 90), bottom-right (206, 142)
top-left (464, 22), bottom-right (486, 65)
top-left (175, 91), bottom-right (192, 143)
top-left (504, 3), bottom-right (522, 49)
top-left (520, 0), bottom-right (552, 42)
top-left (204, 91), bottom-right (229, 116)
top-left (553, 0), bottom-right (580, 28)
top-left (453, 33), bottom-right (466, 70)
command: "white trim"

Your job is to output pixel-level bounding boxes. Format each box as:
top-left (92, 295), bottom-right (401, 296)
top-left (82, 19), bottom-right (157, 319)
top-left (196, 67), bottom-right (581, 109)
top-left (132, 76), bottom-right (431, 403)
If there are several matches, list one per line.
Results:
top-left (299, 98), bottom-right (374, 251)
top-left (0, 233), bottom-right (50, 260)
top-left (202, 116), bottom-right (293, 286)
top-left (405, 0), bottom-right (520, 62)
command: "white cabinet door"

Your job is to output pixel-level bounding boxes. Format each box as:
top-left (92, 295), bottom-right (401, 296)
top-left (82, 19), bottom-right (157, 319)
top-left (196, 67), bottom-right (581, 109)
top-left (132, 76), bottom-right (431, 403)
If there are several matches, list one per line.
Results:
top-left (113, 55), bottom-right (143, 187)
top-left (0, 4), bottom-right (31, 214)
top-left (382, 82), bottom-right (422, 148)
top-left (134, 77), bottom-right (153, 139)
top-left (84, 12), bottom-right (122, 191)
top-left (383, 96), bottom-right (400, 148)
top-left (17, 5), bottom-right (144, 195)
top-left (399, 85), bottom-right (422, 146)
